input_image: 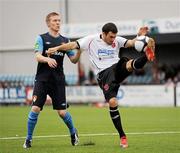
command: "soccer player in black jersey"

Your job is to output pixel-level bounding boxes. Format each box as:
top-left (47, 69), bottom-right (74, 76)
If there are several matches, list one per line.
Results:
top-left (23, 12), bottom-right (80, 148)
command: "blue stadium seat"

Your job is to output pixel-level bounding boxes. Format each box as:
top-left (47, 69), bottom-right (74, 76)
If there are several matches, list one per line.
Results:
top-left (65, 74), bottom-right (78, 85)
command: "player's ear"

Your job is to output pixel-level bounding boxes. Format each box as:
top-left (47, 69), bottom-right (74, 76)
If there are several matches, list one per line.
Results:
top-left (102, 32), bottom-right (106, 36)
top-left (47, 22), bottom-right (50, 27)
top-left (46, 19), bottom-right (51, 27)
top-left (102, 32), bottom-right (107, 39)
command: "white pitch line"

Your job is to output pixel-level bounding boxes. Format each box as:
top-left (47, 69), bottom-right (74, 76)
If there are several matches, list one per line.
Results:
top-left (0, 131), bottom-right (180, 140)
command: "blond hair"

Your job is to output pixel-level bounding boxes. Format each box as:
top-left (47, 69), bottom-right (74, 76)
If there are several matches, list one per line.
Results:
top-left (46, 12), bottom-right (60, 24)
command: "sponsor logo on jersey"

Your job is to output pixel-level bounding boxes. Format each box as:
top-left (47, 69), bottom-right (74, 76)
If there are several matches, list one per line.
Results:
top-left (45, 42), bottom-right (51, 45)
top-left (98, 49), bottom-right (114, 56)
top-left (98, 49), bottom-right (115, 59)
top-left (54, 51), bottom-right (64, 56)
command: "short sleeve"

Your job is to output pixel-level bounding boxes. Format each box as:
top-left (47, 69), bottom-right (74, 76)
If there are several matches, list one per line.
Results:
top-left (34, 35), bottom-right (43, 53)
top-left (77, 35), bottom-right (95, 51)
top-left (66, 39), bottom-right (76, 57)
top-left (66, 50), bottom-right (76, 57)
top-left (116, 36), bottom-right (128, 48)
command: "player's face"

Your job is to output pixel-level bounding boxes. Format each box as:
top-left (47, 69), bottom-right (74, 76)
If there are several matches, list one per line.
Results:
top-left (103, 32), bottom-right (117, 45)
top-left (48, 15), bottom-right (60, 32)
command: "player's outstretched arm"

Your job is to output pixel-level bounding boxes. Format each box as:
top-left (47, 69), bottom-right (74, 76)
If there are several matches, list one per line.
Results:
top-left (68, 49), bottom-right (82, 64)
top-left (46, 42), bottom-right (78, 56)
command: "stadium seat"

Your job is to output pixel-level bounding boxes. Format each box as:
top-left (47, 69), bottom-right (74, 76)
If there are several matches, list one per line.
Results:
top-left (65, 74), bottom-right (78, 85)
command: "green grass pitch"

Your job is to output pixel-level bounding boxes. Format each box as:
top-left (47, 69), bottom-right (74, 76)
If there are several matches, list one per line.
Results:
top-left (0, 105), bottom-right (180, 153)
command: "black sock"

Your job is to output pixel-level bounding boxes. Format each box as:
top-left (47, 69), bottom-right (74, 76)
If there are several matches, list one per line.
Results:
top-left (132, 54), bottom-right (147, 70)
top-left (109, 106), bottom-right (126, 138)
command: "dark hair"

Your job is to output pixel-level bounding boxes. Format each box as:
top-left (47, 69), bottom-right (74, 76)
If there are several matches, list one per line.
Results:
top-left (102, 22), bottom-right (118, 34)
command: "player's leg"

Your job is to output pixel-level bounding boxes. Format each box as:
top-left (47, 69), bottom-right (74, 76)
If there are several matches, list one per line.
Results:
top-left (112, 55), bottom-right (150, 148)
top-left (114, 57), bottom-right (132, 83)
top-left (48, 80), bottom-right (79, 146)
top-left (23, 81), bottom-right (47, 148)
top-left (109, 97), bottom-right (125, 137)
top-left (23, 106), bottom-right (40, 149)
top-left (126, 41), bottom-right (155, 72)
top-left (115, 55), bottom-right (148, 80)
top-left (108, 97), bottom-right (128, 148)
top-left (97, 68), bottom-right (128, 148)
top-left (57, 109), bottom-right (79, 146)
top-left (126, 54), bottom-right (148, 72)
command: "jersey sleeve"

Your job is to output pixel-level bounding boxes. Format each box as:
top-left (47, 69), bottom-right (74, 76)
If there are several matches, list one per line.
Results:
top-left (77, 35), bottom-right (94, 52)
top-left (66, 50), bottom-right (76, 57)
top-left (34, 35), bottom-right (43, 53)
top-left (116, 36), bottom-right (128, 48)
top-left (65, 39), bottom-right (76, 57)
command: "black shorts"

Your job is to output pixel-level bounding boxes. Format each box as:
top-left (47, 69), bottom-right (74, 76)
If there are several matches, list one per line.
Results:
top-left (32, 78), bottom-right (66, 110)
top-left (97, 57), bottom-right (132, 101)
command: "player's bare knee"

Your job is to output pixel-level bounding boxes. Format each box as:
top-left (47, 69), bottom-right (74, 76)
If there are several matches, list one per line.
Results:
top-left (31, 106), bottom-right (41, 113)
top-left (126, 59), bottom-right (134, 72)
top-left (109, 97), bottom-right (118, 107)
top-left (57, 110), bottom-right (66, 117)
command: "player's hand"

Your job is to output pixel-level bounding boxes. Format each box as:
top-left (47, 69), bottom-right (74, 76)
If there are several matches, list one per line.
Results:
top-left (137, 26), bottom-right (149, 36)
top-left (47, 57), bottom-right (57, 68)
top-left (46, 47), bottom-right (58, 57)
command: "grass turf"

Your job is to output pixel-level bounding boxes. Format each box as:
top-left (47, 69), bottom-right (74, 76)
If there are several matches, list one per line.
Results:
top-left (0, 105), bottom-right (180, 153)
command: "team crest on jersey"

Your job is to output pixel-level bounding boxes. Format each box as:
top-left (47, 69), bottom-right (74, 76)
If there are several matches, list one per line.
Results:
top-left (104, 84), bottom-right (109, 91)
top-left (32, 95), bottom-right (37, 103)
top-left (112, 42), bottom-right (116, 48)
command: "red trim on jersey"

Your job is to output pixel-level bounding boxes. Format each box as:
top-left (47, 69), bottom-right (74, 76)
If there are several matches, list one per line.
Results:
top-left (87, 38), bottom-right (101, 70)
top-left (112, 42), bottom-right (116, 48)
top-left (88, 39), bottom-right (94, 55)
